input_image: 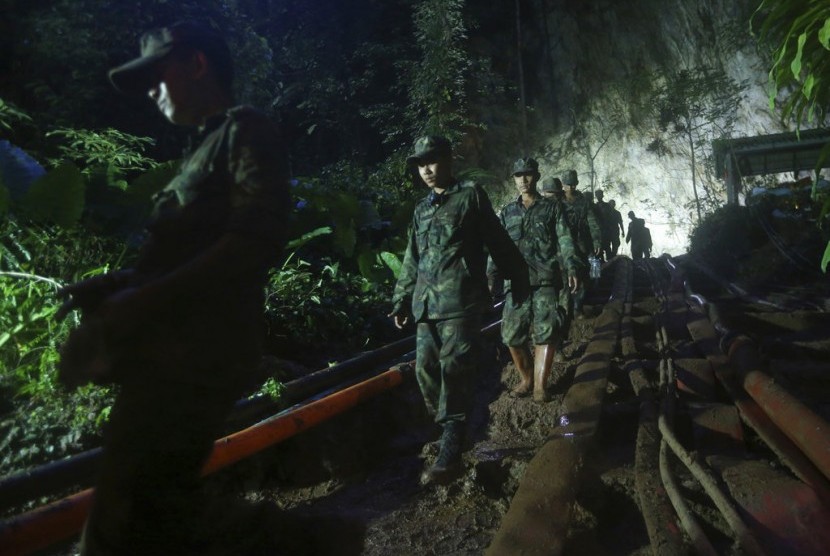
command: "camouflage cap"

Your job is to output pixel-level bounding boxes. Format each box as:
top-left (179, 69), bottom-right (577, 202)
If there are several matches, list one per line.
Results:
top-left (109, 20), bottom-right (232, 95)
top-left (406, 135), bottom-right (452, 166)
top-left (511, 157), bottom-right (539, 176)
top-left (562, 169), bottom-right (579, 186)
top-left (539, 177), bottom-right (563, 192)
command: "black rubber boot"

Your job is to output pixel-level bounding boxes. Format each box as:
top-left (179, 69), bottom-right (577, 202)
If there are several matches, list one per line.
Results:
top-left (421, 421), bottom-right (464, 485)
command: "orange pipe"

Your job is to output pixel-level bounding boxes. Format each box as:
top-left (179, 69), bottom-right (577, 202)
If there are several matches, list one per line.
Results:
top-left (0, 366), bottom-right (406, 556)
top-left (727, 336), bottom-right (830, 483)
top-left (203, 367), bottom-right (404, 474)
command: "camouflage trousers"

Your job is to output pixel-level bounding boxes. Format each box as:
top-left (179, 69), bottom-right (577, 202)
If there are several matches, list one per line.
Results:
top-left (80, 361), bottom-right (245, 556)
top-left (501, 285), bottom-right (565, 346)
top-left (415, 314), bottom-right (482, 425)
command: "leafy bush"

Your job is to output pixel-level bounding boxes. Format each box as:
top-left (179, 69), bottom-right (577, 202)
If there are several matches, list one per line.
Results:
top-left (687, 204), bottom-right (766, 278)
top-left (0, 217), bottom-right (125, 474)
top-left (753, 0), bottom-right (830, 126)
top-left (264, 257), bottom-right (394, 361)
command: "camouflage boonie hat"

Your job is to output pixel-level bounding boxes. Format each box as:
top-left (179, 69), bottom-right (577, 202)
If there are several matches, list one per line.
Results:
top-left (406, 135), bottom-right (452, 166)
top-left (540, 177), bottom-right (563, 192)
top-left (512, 157), bottom-right (539, 176)
top-left (109, 20), bottom-right (231, 95)
top-left (562, 169), bottom-right (579, 186)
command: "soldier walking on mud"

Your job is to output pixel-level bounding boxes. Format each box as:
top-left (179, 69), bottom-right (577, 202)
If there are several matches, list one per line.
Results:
top-left (560, 170), bottom-right (602, 319)
top-left (489, 158), bottom-right (578, 402)
top-left (58, 21), bottom-right (292, 555)
top-left (389, 136), bottom-right (528, 485)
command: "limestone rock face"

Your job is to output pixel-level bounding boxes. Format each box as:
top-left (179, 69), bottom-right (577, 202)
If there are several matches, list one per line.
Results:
top-left (510, 0), bottom-right (784, 255)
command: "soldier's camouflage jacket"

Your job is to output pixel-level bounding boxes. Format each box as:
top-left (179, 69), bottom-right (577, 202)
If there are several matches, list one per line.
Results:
top-left (130, 106), bottom-right (291, 386)
top-left (562, 191), bottom-right (602, 258)
top-left (392, 180), bottom-right (528, 322)
top-left (488, 195), bottom-right (580, 290)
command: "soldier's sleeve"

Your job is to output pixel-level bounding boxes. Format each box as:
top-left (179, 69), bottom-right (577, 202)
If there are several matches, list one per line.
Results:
top-left (475, 186), bottom-right (528, 287)
top-left (391, 219), bottom-right (418, 315)
top-left (226, 108), bottom-right (292, 255)
top-left (554, 204), bottom-right (580, 276)
top-left (486, 209), bottom-right (508, 287)
top-left (586, 203), bottom-right (602, 252)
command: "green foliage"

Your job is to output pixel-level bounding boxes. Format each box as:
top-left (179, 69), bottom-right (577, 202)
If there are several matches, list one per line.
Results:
top-left (409, 0), bottom-right (475, 140)
top-left (0, 217), bottom-right (123, 474)
top-left (46, 127), bottom-right (160, 176)
top-left (752, 0), bottom-right (830, 126)
top-left (253, 377), bottom-right (284, 402)
top-left (0, 99), bottom-right (32, 135)
top-left (821, 237), bottom-right (830, 272)
top-left (753, 1), bottom-right (830, 271)
top-left (288, 159), bottom-right (413, 283)
top-left (19, 163), bottom-right (86, 227)
top-left (687, 204), bottom-right (765, 278)
top-left (264, 258), bottom-right (391, 353)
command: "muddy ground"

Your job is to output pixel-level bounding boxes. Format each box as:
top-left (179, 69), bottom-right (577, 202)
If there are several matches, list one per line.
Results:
top-left (185, 252), bottom-right (830, 556)
top-left (161, 304), bottom-right (657, 556)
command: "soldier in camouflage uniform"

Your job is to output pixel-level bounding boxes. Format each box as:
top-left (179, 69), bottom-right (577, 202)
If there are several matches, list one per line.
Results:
top-left (390, 136), bottom-right (528, 485)
top-left (561, 170), bottom-right (602, 319)
top-left (539, 176), bottom-right (564, 201)
top-left (539, 176), bottom-right (569, 359)
top-left (60, 22), bottom-right (291, 555)
top-left (488, 159), bottom-right (579, 402)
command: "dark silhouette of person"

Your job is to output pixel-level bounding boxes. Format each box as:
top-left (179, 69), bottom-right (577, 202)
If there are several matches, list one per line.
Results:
top-left (625, 211), bottom-right (652, 259)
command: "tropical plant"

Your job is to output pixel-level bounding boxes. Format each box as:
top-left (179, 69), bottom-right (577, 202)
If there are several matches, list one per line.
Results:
top-left (45, 128), bottom-right (160, 176)
top-left (0, 99), bottom-right (32, 135)
top-left (752, 0), bottom-right (830, 271)
top-left (408, 0), bottom-right (474, 141)
top-left (752, 0), bottom-right (830, 127)
top-left (0, 217), bottom-right (123, 475)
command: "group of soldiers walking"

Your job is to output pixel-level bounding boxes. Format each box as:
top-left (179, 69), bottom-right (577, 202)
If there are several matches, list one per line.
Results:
top-left (61, 19), bottom-right (657, 553)
top-left (390, 137), bottom-right (654, 486)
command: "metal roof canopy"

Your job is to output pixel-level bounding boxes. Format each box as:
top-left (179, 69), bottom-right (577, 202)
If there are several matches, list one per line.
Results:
top-left (713, 128), bottom-right (830, 204)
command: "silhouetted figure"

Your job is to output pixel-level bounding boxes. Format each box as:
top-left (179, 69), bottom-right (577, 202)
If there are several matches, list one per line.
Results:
top-left (606, 200), bottom-right (625, 257)
top-left (626, 211), bottom-right (652, 259)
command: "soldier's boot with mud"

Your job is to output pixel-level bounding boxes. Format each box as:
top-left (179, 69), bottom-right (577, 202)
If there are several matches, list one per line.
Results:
top-left (422, 421), bottom-right (464, 485)
top-left (507, 345), bottom-right (533, 398)
top-left (533, 344), bottom-right (555, 402)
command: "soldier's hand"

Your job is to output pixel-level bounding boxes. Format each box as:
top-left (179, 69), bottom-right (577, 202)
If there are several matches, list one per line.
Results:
top-left (511, 282), bottom-right (530, 307)
top-left (55, 270), bottom-right (134, 321)
top-left (569, 275), bottom-right (579, 294)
